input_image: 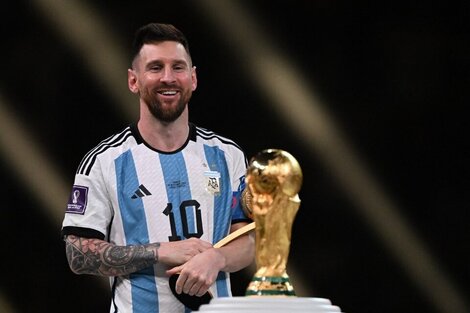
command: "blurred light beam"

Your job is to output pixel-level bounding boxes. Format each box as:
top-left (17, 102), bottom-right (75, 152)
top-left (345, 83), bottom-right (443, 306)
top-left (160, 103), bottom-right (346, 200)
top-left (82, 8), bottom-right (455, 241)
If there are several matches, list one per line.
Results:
top-left (195, 1), bottom-right (469, 313)
top-left (31, 0), bottom-right (137, 121)
top-left (0, 93), bottom-right (69, 225)
top-left (0, 93), bottom-right (109, 293)
top-left (0, 292), bottom-right (16, 313)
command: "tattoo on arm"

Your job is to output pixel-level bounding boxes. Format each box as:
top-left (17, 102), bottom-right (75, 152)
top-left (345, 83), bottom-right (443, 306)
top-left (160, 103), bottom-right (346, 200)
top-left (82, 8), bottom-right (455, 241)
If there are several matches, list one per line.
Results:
top-left (65, 235), bottom-right (160, 276)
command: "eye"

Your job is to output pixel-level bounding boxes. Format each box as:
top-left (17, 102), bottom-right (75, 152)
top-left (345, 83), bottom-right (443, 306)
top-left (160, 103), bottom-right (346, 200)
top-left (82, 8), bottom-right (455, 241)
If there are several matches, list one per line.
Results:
top-left (150, 65), bottom-right (162, 72)
top-left (173, 64), bottom-right (187, 72)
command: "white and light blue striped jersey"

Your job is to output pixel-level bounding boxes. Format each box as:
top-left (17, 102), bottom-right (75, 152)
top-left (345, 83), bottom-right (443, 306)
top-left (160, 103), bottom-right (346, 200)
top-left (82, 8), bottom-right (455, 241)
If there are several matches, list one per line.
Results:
top-left (61, 123), bottom-right (251, 313)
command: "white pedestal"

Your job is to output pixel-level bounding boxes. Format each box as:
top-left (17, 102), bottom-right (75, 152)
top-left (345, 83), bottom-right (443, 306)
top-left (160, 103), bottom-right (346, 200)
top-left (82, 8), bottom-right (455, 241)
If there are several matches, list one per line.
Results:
top-left (197, 297), bottom-right (343, 312)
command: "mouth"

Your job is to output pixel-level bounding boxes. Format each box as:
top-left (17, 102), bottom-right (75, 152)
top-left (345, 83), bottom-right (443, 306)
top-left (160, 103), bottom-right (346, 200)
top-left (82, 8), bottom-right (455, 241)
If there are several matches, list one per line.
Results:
top-left (157, 89), bottom-right (179, 96)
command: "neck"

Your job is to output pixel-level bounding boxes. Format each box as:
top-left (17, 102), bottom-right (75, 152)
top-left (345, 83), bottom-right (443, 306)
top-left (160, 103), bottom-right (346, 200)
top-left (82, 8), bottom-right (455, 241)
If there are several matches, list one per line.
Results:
top-left (137, 108), bottom-right (190, 152)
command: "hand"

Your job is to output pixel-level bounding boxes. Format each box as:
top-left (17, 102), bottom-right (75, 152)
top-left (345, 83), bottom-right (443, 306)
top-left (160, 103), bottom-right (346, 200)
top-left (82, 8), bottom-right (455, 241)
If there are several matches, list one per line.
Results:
top-left (158, 238), bottom-right (212, 266)
top-left (166, 248), bottom-right (226, 296)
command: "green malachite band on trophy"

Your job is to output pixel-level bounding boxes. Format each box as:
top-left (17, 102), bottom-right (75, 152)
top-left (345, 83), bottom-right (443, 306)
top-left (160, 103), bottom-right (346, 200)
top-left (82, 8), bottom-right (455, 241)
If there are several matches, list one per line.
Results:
top-left (245, 289), bottom-right (296, 296)
top-left (245, 275), bottom-right (296, 296)
top-left (249, 276), bottom-right (291, 283)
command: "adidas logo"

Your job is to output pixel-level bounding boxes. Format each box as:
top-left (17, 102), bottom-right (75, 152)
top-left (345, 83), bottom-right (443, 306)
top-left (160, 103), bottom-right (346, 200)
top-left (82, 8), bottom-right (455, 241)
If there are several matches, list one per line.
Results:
top-left (131, 184), bottom-right (152, 199)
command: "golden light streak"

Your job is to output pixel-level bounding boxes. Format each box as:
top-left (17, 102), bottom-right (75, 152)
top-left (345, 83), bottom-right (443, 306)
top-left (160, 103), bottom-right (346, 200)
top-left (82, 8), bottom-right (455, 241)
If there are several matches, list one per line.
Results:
top-left (0, 93), bottom-right (109, 293)
top-left (0, 94), bottom-right (69, 225)
top-left (195, 1), bottom-right (469, 313)
top-left (0, 292), bottom-right (16, 313)
top-left (31, 0), bottom-right (138, 121)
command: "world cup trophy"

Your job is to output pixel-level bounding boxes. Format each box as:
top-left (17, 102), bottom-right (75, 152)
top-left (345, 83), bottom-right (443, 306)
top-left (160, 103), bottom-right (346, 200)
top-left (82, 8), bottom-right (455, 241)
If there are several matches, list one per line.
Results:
top-left (197, 149), bottom-right (344, 312)
top-left (243, 149), bottom-right (302, 296)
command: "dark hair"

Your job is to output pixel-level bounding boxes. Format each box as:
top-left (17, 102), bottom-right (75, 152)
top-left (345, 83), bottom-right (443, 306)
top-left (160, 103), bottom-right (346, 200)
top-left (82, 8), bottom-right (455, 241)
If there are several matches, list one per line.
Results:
top-left (131, 23), bottom-right (191, 65)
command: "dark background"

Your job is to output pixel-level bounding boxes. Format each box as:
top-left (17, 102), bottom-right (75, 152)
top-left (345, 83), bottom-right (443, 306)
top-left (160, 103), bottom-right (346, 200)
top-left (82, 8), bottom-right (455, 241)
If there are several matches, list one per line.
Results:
top-left (0, 1), bottom-right (468, 313)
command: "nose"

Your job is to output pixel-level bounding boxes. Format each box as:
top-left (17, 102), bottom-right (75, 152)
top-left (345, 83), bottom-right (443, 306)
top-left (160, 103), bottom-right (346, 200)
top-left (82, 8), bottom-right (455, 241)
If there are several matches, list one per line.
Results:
top-left (160, 66), bottom-right (176, 83)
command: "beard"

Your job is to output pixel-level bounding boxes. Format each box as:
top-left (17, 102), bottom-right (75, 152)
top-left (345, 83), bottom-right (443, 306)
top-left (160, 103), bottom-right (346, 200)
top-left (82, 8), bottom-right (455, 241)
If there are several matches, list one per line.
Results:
top-left (142, 86), bottom-right (192, 123)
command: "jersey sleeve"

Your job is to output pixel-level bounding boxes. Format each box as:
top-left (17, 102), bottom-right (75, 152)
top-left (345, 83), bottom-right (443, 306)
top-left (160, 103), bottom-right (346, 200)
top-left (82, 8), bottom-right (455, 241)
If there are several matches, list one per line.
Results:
top-left (230, 147), bottom-right (251, 223)
top-left (61, 157), bottom-right (113, 240)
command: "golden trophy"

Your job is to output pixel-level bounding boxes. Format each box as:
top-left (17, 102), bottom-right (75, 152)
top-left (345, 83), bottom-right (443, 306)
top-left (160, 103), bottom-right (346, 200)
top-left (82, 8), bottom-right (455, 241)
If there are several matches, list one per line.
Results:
top-left (196, 149), bottom-right (344, 312)
top-left (243, 149), bottom-right (302, 296)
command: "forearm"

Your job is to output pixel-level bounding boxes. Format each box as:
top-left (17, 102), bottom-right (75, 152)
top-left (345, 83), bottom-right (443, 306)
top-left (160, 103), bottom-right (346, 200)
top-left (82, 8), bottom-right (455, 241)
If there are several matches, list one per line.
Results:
top-left (217, 231), bottom-right (255, 272)
top-left (65, 235), bottom-right (159, 277)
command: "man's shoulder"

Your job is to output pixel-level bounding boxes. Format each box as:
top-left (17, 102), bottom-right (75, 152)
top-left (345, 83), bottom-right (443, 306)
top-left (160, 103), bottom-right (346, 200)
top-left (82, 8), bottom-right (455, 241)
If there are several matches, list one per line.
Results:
top-left (192, 124), bottom-right (243, 152)
top-left (76, 125), bottom-right (138, 176)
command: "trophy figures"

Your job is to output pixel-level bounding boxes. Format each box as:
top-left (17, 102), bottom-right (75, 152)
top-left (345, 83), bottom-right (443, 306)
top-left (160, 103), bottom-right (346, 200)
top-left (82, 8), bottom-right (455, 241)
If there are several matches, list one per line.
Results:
top-left (243, 149), bottom-right (302, 296)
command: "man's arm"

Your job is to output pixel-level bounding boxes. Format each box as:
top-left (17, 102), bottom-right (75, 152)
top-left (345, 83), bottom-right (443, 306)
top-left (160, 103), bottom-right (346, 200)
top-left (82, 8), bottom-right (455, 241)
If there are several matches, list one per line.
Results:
top-left (166, 222), bottom-right (255, 296)
top-left (215, 222), bottom-right (256, 272)
top-left (64, 235), bottom-right (212, 277)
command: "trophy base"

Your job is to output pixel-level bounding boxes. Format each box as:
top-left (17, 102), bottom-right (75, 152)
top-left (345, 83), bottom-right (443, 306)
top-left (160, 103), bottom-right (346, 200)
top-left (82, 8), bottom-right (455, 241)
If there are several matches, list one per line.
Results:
top-left (197, 296), bottom-right (343, 312)
top-left (245, 275), bottom-right (296, 296)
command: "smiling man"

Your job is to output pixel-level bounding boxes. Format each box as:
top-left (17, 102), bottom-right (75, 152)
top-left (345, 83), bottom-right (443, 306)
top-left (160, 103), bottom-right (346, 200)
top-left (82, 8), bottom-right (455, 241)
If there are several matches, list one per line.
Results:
top-left (61, 23), bottom-right (254, 313)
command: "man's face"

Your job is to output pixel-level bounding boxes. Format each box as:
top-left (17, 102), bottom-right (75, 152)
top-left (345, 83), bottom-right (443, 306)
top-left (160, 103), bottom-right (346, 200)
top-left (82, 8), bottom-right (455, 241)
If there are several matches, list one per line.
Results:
top-left (129, 41), bottom-right (197, 123)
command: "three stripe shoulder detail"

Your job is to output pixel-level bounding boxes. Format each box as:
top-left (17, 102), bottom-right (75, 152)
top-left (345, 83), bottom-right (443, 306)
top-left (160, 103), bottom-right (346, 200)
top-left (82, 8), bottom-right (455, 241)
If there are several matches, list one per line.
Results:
top-left (195, 126), bottom-right (243, 152)
top-left (77, 127), bottom-right (133, 176)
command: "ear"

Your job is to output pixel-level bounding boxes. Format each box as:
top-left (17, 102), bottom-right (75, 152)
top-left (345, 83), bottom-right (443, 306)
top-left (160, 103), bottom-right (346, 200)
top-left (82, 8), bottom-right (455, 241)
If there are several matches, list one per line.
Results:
top-left (191, 66), bottom-right (198, 91)
top-left (128, 69), bottom-right (139, 94)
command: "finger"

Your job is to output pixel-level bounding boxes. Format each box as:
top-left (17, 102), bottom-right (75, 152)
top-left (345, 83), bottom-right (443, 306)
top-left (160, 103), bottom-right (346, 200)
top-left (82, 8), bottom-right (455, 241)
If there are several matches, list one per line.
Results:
top-left (182, 274), bottom-right (198, 294)
top-left (166, 265), bottom-right (183, 276)
top-left (196, 284), bottom-right (210, 297)
top-left (188, 280), bottom-right (204, 296)
top-left (176, 272), bottom-right (188, 294)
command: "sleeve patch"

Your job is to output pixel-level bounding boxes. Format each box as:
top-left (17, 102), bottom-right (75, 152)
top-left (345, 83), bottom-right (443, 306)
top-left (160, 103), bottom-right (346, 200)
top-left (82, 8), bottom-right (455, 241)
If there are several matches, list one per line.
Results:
top-left (66, 185), bottom-right (89, 214)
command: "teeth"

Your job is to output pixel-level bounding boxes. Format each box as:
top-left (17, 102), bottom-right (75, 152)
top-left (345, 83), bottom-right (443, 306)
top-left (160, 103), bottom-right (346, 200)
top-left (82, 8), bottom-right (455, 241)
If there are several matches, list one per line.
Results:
top-left (160, 90), bottom-right (177, 95)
